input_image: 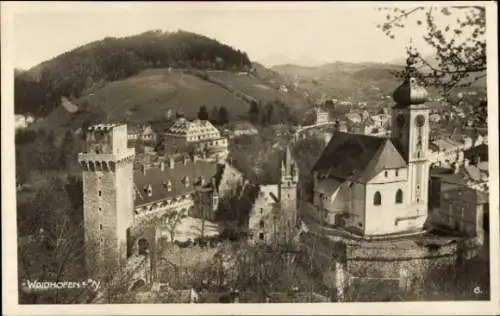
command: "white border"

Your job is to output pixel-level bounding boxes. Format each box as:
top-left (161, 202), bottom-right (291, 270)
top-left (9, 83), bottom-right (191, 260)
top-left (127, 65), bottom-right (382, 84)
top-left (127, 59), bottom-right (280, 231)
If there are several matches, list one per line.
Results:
top-left (2, 1), bottom-right (499, 315)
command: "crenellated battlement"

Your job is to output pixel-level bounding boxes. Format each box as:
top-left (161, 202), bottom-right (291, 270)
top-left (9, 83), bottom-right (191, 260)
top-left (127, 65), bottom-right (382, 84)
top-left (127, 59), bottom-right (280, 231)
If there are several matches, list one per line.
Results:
top-left (79, 149), bottom-right (135, 171)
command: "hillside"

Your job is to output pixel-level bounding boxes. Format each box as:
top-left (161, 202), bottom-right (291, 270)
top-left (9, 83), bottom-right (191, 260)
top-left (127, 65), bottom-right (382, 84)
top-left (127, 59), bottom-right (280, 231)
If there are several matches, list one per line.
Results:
top-left (15, 30), bottom-right (252, 117)
top-left (32, 66), bottom-right (312, 129)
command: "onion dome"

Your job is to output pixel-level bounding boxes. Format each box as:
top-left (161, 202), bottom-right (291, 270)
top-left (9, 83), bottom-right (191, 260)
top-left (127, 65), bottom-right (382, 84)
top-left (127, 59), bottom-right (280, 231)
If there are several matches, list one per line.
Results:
top-left (392, 76), bottom-right (428, 107)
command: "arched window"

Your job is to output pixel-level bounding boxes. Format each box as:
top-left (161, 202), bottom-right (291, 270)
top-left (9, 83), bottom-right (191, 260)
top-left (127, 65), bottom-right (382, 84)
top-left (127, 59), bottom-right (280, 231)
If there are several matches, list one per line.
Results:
top-left (395, 189), bottom-right (403, 204)
top-left (373, 191), bottom-right (382, 206)
top-left (259, 220), bottom-right (264, 228)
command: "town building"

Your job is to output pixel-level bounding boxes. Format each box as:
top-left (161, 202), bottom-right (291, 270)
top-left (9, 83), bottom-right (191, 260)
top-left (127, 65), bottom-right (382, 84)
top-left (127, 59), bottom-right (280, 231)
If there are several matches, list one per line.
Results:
top-left (429, 168), bottom-right (487, 246)
top-left (228, 121), bottom-right (259, 137)
top-left (314, 106), bottom-right (330, 125)
top-left (306, 76), bottom-right (431, 236)
top-left (247, 146), bottom-right (298, 244)
top-left (128, 124), bottom-right (157, 142)
top-left (15, 114), bottom-right (35, 130)
top-left (164, 118), bottom-right (229, 159)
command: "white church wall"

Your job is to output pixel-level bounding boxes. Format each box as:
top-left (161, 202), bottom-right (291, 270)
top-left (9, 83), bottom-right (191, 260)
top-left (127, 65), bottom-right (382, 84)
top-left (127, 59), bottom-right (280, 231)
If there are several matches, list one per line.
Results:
top-left (364, 169), bottom-right (409, 236)
top-left (344, 182), bottom-right (366, 234)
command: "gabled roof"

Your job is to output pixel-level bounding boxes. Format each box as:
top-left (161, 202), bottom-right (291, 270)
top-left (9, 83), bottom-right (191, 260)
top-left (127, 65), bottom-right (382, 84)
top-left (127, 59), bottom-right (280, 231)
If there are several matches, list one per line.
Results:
top-left (282, 145), bottom-right (296, 172)
top-left (464, 144), bottom-right (488, 161)
top-left (312, 132), bottom-right (407, 183)
top-left (314, 178), bottom-right (342, 196)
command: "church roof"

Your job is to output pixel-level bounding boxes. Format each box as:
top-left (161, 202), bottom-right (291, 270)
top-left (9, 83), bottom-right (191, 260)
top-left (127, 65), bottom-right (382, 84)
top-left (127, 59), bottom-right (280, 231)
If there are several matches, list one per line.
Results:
top-left (464, 144), bottom-right (488, 161)
top-left (392, 76), bottom-right (428, 108)
top-left (315, 178), bottom-right (342, 197)
top-left (282, 145), bottom-right (296, 170)
top-left (312, 132), bottom-right (407, 183)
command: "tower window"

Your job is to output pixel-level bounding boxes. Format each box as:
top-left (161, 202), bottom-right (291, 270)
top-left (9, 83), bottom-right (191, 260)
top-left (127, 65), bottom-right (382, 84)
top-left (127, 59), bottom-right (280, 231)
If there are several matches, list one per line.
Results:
top-left (373, 191), bottom-right (382, 206)
top-left (98, 190), bottom-right (102, 197)
top-left (260, 220), bottom-right (264, 228)
top-left (395, 169), bottom-right (399, 177)
top-left (260, 208), bottom-right (263, 214)
top-left (259, 233), bottom-right (264, 240)
top-left (395, 189), bottom-right (403, 204)
top-left (99, 224), bottom-right (103, 230)
top-left (384, 171), bottom-right (388, 177)
top-left (98, 207), bottom-right (102, 212)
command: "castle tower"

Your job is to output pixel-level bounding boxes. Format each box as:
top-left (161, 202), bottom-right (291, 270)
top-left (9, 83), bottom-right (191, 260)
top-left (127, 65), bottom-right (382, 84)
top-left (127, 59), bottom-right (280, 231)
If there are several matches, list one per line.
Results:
top-left (279, 145), bottom-right (298, 227)
top-left (78, 124), bottom-right (135, 278)
top-left (391, 58), bottom-right (431, 212)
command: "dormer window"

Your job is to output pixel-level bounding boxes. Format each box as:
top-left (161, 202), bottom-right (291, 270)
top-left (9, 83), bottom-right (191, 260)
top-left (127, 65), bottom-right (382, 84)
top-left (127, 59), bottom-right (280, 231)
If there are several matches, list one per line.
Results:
top-left (146, 184), bottom-right (153, 197)
top-left (166, 180), bottom-right (172, 192)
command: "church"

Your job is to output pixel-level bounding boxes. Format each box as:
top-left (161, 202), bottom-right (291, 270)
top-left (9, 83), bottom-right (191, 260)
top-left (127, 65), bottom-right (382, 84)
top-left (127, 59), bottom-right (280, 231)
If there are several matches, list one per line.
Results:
top-left (309, 76), bottom-right (431, 236)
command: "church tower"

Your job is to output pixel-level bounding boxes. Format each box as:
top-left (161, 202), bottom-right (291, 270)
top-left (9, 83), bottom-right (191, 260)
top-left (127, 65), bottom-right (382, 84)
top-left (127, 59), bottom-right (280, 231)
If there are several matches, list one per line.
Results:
top-left (279, 145), bottom-right (298, 227)
top-left (78, 124), bottom-right (135, 278)
top-left (391, 58), bottom-right (430, 213)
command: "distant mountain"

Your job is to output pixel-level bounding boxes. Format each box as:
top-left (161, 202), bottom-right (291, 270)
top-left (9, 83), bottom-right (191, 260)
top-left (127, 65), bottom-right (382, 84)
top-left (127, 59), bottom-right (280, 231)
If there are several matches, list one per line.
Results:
top-left (258, 54), bottom-right (325, 68)
top-left (272, 61), bottom-right (404, 102)
top-left (273, 59), bottom-right (486, 103)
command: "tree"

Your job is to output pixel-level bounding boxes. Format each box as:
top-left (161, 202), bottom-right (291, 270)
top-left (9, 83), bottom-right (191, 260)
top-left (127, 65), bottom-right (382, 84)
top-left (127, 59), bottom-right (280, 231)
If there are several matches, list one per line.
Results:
top-left (210, 106), bottom-right (219, 125)
top-left (162, 211), bottom-right (184, 244)
top-left (376, 6), bottom-right (486, 93)
top-left (218, 106), bottom-right (229, 126)
top-left (198, 105), bottom-right (209, 120)
top-left (59, 130), bottom-right (76, 169)
top-left (249, 101), bottom-right (260, 124)
top-left (17, 176), bottom-right (91, 304)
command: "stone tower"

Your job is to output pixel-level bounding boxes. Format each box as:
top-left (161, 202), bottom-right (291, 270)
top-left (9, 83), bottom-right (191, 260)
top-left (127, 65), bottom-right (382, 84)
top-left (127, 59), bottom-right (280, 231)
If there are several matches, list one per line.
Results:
top-left (78, 124), bottom-right (135, 278)
top-left (391, 65), bottom-right (431, 214)
top-left (279, 145), bottom-right (298, 227)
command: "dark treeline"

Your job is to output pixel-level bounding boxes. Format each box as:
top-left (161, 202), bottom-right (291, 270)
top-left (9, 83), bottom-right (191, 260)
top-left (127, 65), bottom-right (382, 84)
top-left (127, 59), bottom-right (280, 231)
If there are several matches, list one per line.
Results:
top-left (248, 100), bottom-right (299, 127)
top-left (15, 30), bottom-right (252, 117)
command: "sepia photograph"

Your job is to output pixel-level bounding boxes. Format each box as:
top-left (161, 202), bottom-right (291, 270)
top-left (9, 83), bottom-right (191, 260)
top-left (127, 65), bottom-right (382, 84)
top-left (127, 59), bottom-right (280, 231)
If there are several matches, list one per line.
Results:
top-left (2, 1), bottom-right (499, 315)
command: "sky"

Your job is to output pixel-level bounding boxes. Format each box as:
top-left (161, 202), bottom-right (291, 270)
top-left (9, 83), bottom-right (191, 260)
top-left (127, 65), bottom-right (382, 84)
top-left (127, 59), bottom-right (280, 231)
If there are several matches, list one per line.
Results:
top-left (9, 2), bottom-right (470, 70)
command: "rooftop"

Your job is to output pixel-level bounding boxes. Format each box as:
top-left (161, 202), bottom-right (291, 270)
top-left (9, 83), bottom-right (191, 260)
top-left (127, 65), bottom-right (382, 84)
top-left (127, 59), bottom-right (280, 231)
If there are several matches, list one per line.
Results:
top-left (134, 159), bottom-right (219, 206)
top-left (87, 123), bottom-right (119, 131)
top-left (313, 132), bottom-right (407, 183)
top-left (464, 144), bottom-right (488, 161)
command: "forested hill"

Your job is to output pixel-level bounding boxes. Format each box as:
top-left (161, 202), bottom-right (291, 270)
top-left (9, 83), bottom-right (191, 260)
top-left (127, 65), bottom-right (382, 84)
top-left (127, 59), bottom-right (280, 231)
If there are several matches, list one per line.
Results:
top-left (15, 30), bottom-right (252, 117)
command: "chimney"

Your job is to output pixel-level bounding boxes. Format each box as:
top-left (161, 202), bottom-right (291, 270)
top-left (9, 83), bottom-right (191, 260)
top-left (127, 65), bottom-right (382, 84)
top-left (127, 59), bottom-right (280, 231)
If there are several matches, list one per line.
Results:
top-left (169, 157), bottom-right (175, 169)
top-left (160, 161), bottom-right (165, 171)
top-left (199, 176), bottom-right (205, 186)
top-left (192, 153), bottom-right (198, 163)
top-left (453, 162), bottom-right (460, 174)
top-left (183, 156), bottom-right (189, 165)
top-left (184, 176), bottom-right (190, 188)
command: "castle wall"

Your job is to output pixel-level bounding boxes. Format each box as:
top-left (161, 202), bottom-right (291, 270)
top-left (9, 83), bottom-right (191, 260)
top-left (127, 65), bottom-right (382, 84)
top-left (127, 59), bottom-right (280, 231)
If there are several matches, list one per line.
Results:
top-left (345, 241), bottom-right (459, 290)
top-left (83, 166), bottom-right (120, 276)
top-left (115, 161), bottom-right (135, 265)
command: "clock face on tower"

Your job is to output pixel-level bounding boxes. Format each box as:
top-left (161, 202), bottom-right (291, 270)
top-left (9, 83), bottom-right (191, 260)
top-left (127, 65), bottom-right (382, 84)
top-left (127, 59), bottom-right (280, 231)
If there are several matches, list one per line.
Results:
top-left (415, 115), bottom-right (426, 127)
top-left (396, 114), bottom-right (405, 128)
